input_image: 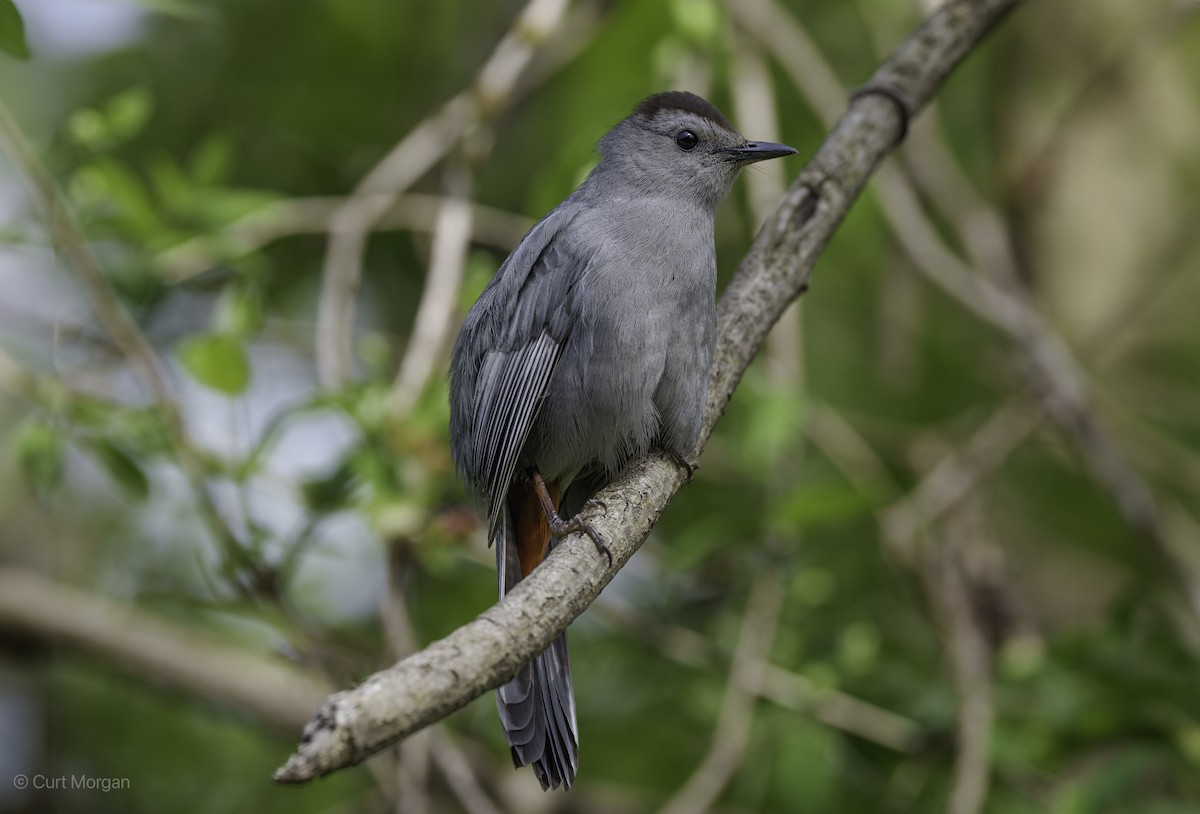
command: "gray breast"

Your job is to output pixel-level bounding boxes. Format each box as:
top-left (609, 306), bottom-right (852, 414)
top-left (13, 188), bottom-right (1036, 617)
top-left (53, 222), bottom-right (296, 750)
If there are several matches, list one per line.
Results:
top-left (521, 199), bottom-right (716, 483)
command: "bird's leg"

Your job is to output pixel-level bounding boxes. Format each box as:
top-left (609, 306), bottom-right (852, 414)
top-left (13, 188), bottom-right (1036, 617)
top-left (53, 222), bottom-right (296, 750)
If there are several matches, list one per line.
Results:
top-left (528, 468), bottom-right (612, 567)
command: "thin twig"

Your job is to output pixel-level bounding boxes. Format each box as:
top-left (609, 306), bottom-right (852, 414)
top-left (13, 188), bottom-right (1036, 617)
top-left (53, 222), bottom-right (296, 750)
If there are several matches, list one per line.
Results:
top-left (389, 160), bottom-right (475, 416)
top-left (397, 731), bottom-right (432, 814)
top-left (428, 730), bottom-right (508, 814)
top-left (658, 574), bottom-right (784, 814)
top-left (0, 105), bottom-right (173, 409)
top-left (0, 99), bottom-right (251, 575)
top-left (155, 194), bottom-right (532, 284)
top-left (744, 0), bottom-right (1200, 629)
top-left (314, 0), bottom-right (572, 387)
top-left (381, 543), bottom-right (506, 814)
top-left (1015, 1), bottom-right (1200, 207)
top-left (595, 599), bottom-right (921, 753)
top-left (923, 515), bottom-right (996, 814)
top-left (881, 404), bottom-right (1038, 561)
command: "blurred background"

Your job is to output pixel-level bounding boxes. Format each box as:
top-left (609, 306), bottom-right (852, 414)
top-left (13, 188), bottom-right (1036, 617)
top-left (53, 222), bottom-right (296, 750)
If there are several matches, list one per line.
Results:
top-left (1, 0), bottom-right (1199, 812)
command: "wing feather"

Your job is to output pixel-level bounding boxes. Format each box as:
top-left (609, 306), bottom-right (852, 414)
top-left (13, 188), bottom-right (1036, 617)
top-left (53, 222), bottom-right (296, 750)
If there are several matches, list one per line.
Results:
top-left (475, 332), bottom-right (561, 538)
top-left (448, 204), bottom-right (591, 540)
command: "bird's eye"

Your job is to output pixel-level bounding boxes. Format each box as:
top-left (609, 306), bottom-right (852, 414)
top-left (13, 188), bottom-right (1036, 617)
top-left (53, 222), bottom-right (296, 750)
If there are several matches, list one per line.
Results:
top-left (675, 129), bottom-right (699, 151)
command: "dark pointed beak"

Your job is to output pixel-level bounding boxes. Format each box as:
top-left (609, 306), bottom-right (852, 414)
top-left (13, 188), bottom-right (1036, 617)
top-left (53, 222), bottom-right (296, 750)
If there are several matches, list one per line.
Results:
top-left (723, 141), bottom-right (798, 163)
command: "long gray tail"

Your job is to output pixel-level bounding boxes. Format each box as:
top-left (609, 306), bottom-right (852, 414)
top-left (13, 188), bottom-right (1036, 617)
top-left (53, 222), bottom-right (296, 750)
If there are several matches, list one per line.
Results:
top-left (495, 509), bottom-right (579, 790)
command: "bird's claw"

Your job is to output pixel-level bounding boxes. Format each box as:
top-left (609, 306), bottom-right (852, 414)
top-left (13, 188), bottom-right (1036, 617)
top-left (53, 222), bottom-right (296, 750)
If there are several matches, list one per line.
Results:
top-left (550, 514), bottom-right (612, 568)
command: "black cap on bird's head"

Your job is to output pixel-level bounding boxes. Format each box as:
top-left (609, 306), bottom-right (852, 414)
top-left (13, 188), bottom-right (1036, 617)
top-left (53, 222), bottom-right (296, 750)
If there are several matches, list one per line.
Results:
top-left (596, 90), bottom-right (798, 208)
top-left (633, 90), bottom-right (738, 133)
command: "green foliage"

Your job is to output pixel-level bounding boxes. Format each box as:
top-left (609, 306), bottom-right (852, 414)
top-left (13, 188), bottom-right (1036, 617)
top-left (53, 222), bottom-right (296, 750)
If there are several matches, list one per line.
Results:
top-left (67, 88), bottom-right (153, 150)
top-left (15, 417), bottom-right (64, 499)
top-left (175, 333), bottom-right (251, 395)
top-left (0, 0), bottom-right (28, 61)
top-left (87, 439), bottom-right (151, 500)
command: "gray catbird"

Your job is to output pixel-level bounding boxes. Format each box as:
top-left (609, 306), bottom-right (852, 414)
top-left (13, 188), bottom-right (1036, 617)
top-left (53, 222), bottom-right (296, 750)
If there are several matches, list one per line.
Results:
top-left (449, 91), bottom-right (796, 790)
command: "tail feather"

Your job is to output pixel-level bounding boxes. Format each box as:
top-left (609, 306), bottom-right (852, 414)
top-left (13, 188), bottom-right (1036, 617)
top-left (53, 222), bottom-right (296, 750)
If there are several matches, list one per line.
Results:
top-left (495, 504), bottom-right (579, 790)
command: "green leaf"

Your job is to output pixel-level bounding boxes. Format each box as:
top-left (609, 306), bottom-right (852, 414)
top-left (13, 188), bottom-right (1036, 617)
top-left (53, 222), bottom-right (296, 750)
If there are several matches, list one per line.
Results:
top-left (148, 152), bottom-right (193, 214)
top-left (105, 87), bottom-right (153, 142)
top-left (669, 0), bottom-right (719, 44)
top-left (67, 108), bottom-right (110, 149)
top-left (16, 419), bottom-right (65, 498)
top-left (176, 333), bottom-right (251, 395)
top-left (212, 283), bottom-right (264, 337)
top-left (0, 0), bottom-right (30, 61)
top-left (301, 458), bottom-right (359, 512)
top-left (190, 188), bottom-right (281, 228)
top-left (190, 133), bottom-right (234, 186)
top-left (771, 722), bottom-right (837, 810)
top-left (68, 89), bottom-right (153, 150)
top-left (69, 156), bottom-right (161, 235)
top-left (89, 440), bottom-right (150, 500)
top-left (836, 621), bottom-right (882, 675)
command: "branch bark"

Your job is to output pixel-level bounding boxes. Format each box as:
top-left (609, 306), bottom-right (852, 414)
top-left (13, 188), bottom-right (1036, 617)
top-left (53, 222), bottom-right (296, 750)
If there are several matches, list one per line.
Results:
top-left (274, 0), bottom-right (1024, 784)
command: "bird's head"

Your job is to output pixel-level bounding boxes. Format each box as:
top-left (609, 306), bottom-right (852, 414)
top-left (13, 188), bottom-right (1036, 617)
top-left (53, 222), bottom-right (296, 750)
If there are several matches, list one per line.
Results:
top-left (595, 91), bottom-right (797, 211)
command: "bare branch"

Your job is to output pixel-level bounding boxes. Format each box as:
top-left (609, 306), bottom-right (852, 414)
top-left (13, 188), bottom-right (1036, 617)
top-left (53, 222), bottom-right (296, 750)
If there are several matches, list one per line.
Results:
top-left (747, 0), bottom-right (1200, 629)
top-left (594, 597), bottom-right (921, 753)
top-left (881, 405), bottom-right (1038, 561)
top-left (758, 665), bottom-right (921, 753)
top-left (390, 161), bottom-right (474, 416)
top-left (922, 515), bottom-right (998, 814)
top-left (658, 574), bottom-right (783, 814)
top-left (0, 568), bottom-right (329, 733)
top-left (428, 730), bottom-right (508, 814)
top-left (314, 0), bottom-right (572, 387)
top-left (155, 194), bottom-right (532, 284)
top-left (0, 104), bottom-right (173, 410)
top-left (274, 0), bottom-right (1024, 784)
top-left (382, 543), bottom-right (507, 814)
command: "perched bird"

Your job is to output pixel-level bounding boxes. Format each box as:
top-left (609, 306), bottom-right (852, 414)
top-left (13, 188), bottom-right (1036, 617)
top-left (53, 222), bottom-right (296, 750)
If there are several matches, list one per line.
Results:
top-left (449, 91), bottom-right (796, 790)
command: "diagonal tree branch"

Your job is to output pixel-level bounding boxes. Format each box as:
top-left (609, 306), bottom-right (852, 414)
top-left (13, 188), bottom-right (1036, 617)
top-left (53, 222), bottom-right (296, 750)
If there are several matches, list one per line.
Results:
top-left (274, 0), bottom-right (1024, 784)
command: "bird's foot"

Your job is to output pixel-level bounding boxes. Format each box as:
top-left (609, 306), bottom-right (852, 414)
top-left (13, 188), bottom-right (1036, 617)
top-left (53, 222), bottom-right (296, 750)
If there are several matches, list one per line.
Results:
top-left (549, 511), bottom-right (612, 568)
top-left (529, 467), bottom-right (613, 567)
top-left (579, 497), bottom-right (607, 514)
